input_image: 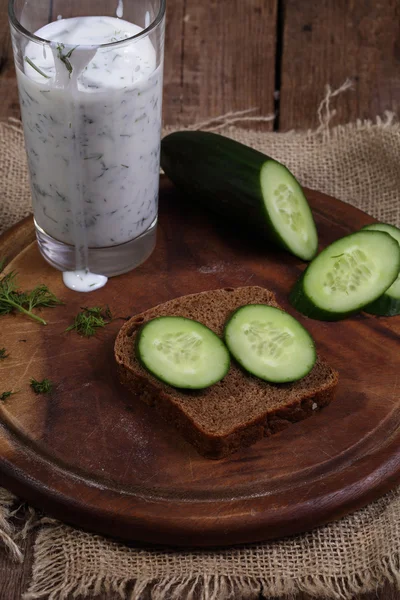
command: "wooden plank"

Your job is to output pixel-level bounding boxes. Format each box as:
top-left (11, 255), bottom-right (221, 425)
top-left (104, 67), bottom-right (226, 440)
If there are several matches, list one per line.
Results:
top-left (163, 0), bottom-right (186, 126)
top-left (0, 513), bottom-right (35, 599)
top-left (179, 0), bottom-right (277, 127)
top-left (0, 0), bottom-right (20, 120)
top-left (279, 0), bottom-right (400, 130)
top-left (293, 588), bottom-right (400, 600)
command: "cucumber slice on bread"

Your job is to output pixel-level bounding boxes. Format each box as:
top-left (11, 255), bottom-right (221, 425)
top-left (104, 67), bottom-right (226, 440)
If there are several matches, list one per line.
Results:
top-left (161, 131), bottom-right (318, 261)
top-left (224, 304), bottom-right (316, 383)
top-left (136, 316), bottom-right (230, 389)
top-left (361, 223), bottom-right (400, 316)
top-left (116, 287), bottom-right (339, 459)
top-left (290, 230), bottom-right (400, 321)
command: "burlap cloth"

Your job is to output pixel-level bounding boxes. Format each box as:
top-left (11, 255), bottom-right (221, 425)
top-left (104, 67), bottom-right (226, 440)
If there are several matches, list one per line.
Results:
top-left (1, 89), bottom-right (400, 599)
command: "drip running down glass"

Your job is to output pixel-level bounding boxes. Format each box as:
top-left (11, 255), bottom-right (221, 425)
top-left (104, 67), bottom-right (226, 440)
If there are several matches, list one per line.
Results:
top-left (9, 0), bottom-right (165, 289)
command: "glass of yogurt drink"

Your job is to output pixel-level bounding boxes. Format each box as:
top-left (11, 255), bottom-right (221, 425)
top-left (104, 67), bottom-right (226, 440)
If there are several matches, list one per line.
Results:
top-left (9, 0), bottom-right (165, 291)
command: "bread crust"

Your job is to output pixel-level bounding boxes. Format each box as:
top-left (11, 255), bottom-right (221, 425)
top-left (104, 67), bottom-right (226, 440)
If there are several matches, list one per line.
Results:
top-left (115, 287), bottom-right (339, 459)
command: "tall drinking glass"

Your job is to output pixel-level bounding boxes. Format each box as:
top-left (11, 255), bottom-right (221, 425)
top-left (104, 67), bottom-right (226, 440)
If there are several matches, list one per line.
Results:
top-left (9, 0), bottom-right (165, 289)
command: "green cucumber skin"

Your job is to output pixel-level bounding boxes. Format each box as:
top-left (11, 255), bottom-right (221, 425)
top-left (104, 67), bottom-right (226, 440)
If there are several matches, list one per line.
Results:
top-left (290, 230), bottom-right (400, 321)
top-left (289, 272), bottom-right (363, 321)
top-left (135, 320), bottom-right (167, 384)
top-left (224, 304), bottom-right (316, 382)
top-left (135, 318), bottom-right (230, 390)
top-left (361, 223), bottom-right (400, 316)
top-left (361, 222), bottom-right (400, 237)
top-left (363, 294), bottom-right (400, 316)
top-left (161, 131), bottom-right (317, 261)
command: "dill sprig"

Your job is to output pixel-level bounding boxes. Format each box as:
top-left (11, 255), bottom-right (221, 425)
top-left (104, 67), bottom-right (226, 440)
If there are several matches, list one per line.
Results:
top-left (66, 306), bottom-right (112, 337)
top-left (30, 378), bottom-right (53, 394)
top-left (56, 44), bottom-right (77, 77)
top-left (0, 271), bottom-right (63, 325)
top-left (0, 257), bottom-right (6, 273)
top-left (24, 57), bottom-right (50, 79)
top-left (0, 348), bottom-right (9, 360)
top-left (0, 391), bottom-right (14, 402)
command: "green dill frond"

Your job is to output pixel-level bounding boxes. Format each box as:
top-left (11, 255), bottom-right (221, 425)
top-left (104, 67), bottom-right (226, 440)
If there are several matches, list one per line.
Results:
top-left (30, 378), bottom-right (53, 394)
top-left (65, 306), bottom-right (112, 337)
top-left (0, 271), bottom-right (62, 325)
top-left (56, 44), bottom-right (77, 77)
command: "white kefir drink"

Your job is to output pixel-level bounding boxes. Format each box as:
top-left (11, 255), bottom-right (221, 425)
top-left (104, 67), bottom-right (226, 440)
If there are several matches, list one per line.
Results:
top-left (16, 16), bottom-right (163, 290)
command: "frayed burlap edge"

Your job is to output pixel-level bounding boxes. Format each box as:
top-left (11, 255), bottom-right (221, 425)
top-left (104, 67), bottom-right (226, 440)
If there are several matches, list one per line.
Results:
top-left (23, 527), bottom-right (400, 600)
top-left (163, 107), bottom-right (400, 139)
top-left (22, 486), bottom-right (400, 600)
top-left (0, 488), bottom-right (23, 562)
top-left (0, 489), bottom-right (39, 563)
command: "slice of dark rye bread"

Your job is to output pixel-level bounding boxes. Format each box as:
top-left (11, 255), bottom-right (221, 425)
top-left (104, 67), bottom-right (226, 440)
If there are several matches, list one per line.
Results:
top-left (115, 287), bottom-right (339, 459)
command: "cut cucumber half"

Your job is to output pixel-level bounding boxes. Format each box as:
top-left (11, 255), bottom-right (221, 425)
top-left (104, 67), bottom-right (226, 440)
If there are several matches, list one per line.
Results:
top-left (290, 230), bottom-right (400, 321)
top-left (161, 131), bottom-right (318, 261)
top-left (136, 316), bottom-right (230, 389)
top-left (224, 304), bottom-right (316, 383)
top-left (260, 161), bottom-right (318, 260)
top-left (361, 223), bottom-right (400, 316)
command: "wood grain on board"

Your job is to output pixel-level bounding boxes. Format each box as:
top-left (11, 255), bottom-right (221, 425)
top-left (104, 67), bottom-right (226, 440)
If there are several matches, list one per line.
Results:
top-left (1, 181), bottom-right (400, 550)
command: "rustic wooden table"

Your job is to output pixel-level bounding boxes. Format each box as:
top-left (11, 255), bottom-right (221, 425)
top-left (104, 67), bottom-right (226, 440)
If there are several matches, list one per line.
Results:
top-left (0, 0), bottom-right (399, 598)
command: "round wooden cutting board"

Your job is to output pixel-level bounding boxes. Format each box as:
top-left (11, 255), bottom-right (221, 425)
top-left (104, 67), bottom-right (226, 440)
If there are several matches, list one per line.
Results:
top-left (1, 178), bottom-right (399, 547)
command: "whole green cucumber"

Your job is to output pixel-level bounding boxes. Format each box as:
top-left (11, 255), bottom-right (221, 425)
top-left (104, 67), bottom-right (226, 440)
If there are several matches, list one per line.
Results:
top-left (161, 131), bottom-right (318, 261)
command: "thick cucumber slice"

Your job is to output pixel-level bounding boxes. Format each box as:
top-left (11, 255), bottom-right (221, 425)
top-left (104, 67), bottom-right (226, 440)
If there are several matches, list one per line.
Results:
top-left (362, 223), bottom-right (400, 316)
top-left (290, 230), bottom-right (400, 321)
top-left (161, 131), bottom-right (318, 261)
top-left (224, 304), bottom-right (316, 383)
top-left (136, 316), bottom-right (230, 389)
